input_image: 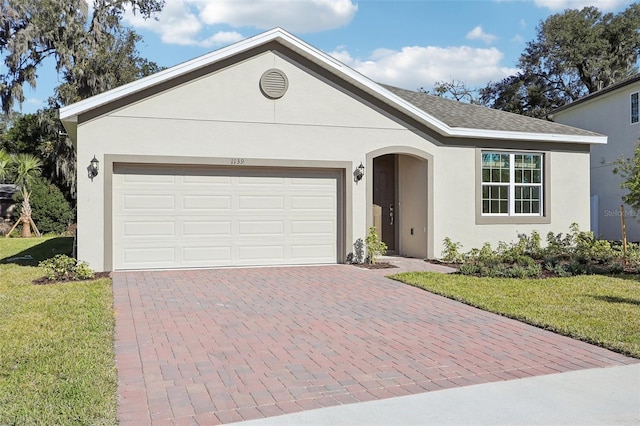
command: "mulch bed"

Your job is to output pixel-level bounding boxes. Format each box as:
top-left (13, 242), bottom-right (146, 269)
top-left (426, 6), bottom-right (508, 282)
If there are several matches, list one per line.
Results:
top-left (32, 271), bottom-right (111, 285)
top-left (352, 262), bottom-right (398, 270)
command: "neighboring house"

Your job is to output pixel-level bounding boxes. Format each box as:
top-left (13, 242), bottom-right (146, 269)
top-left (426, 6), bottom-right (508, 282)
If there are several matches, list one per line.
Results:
top-left (552, 74), bottom-right (640, 241)
top-left (59, 29), bottom-right (604, 272)
top-left (0, 184), bottom-right (18, 222)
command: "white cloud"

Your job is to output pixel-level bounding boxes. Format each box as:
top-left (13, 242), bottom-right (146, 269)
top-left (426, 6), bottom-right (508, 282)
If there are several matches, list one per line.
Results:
top-left (200, 31), bottom-right (244, 48)
top-left (466, 26), bottom-right (497, 44)
top-left (124, 0), bottom-right (205, 46)
top-left (200, 0), bottom-right (358, 33)
top-left (534, 0), bottom-right (631, 11)
top-left (124, 0), bottom-right (357, 47)
top-left (25, 97), bottom-right (43, 106)
top-left (330, 45), bottom-right (518, 91)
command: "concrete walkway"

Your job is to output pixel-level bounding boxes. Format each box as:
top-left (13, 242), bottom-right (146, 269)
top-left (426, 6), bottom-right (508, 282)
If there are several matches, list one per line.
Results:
top-left (113, 262), bottom-right (638, 425)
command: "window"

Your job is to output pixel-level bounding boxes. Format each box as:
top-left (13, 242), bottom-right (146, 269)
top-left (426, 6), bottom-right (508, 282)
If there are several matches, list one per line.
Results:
top-left (631, 92), bottom-right (639, 124)
top-left (481, 152), bottom-right (543, 216)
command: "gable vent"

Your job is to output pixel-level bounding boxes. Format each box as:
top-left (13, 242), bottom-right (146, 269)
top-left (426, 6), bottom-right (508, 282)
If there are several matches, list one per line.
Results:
top-left (260, 69), bottom-right (289, 99)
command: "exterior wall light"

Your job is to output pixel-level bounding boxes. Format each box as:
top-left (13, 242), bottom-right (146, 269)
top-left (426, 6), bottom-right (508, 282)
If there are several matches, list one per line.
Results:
top-left (88, 155), bottom-right (100, 180)
top-left (354, 162), bottom-right (365, 182)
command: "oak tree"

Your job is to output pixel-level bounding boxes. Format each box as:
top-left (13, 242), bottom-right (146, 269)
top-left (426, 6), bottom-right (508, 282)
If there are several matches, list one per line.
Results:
top-left (481, 5), bottom-right (640, 117)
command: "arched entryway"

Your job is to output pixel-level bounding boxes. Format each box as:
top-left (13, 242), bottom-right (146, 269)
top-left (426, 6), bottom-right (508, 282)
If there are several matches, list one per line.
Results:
top-left (367, 147), bottom-right (433, 259)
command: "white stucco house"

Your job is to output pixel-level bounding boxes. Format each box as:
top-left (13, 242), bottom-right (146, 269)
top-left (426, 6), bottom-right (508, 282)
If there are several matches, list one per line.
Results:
top-left (59, 29), bottom-right (605, 272)
top-left (552, 74), bottom-right (640, 241)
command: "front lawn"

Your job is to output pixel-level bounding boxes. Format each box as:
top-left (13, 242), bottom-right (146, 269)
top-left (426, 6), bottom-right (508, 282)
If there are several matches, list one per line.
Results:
top-left (392, 272), bottom-right (640, 358)
top-left (0, 237), bottom-right (117, 425)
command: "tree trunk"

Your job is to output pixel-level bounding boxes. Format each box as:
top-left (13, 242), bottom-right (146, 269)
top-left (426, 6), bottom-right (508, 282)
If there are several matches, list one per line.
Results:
top-left (20, 193), bottom-right (32, 238)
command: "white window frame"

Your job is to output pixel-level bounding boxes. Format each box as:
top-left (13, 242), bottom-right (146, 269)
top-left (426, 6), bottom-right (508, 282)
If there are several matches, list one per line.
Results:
top-left (481, 151), bottom-right (544, 217)
top-left (631, 92), bottom-right (639, 125)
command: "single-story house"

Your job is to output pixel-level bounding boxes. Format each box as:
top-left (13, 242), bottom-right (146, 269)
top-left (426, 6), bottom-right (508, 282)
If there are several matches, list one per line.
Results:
top-left (59, 28), bottom-right (605, 272)
top-left (551, 74), bottom-right (640, 241)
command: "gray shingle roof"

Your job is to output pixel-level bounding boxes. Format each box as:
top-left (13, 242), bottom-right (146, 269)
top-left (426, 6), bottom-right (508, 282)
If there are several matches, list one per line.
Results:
top-left (381, 84), bottom-right (602, 137)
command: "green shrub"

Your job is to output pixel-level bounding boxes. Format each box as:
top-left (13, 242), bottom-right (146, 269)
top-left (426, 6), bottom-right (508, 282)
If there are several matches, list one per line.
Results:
top-left (508, 263), bottom-right (541, 278)
top-left (444, 224), bottom-right (631, 278)
top-left (365, 226), bottom-right (387, 264)
top-left (39, 255), bottom-right (94, 281)
top-left (544, 260), bottom-right (572, 277)
top-left (458, 262), bottom-right (479, 275)
top-left (441, 237), bottom-right (464, 263)
top-left (13, 176), bottom-right (74, 234)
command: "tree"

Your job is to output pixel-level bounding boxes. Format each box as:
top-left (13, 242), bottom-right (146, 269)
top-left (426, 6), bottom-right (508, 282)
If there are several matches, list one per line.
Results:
top-left (1, 0), bottom-right (164, 114)
top-left (12, 176), bottom-right (73, 234)
top-left (3, 152), bottom-right (42, 237)
top-left (1, 1), bottom-right (166, 201)
top-left (613, 141), bottom-right (640, 217)
top-left (0, 111), bottom-right (76, 200)
top-left (422, 79), bottom-right (480, 104)
top-left (0, 148), bottom-right (9, 182)
top-left (481, 5), bottom-right (640, 118)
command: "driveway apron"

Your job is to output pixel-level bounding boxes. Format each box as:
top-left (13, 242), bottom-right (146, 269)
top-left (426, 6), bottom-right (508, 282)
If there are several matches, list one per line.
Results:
top-left (112, 264), bottom-right (637, 425)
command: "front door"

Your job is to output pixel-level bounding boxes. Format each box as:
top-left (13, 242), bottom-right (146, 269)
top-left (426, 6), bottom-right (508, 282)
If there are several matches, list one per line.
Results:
top-left (373, 154), bottom-right (396, 253)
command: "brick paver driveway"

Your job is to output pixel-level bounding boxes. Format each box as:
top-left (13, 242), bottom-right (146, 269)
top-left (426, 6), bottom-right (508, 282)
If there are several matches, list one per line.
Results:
top-left (113, 263), bottom-right (636, 425)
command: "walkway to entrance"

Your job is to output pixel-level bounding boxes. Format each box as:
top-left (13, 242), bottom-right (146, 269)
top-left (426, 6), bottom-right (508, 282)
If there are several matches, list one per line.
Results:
top-left (113, 264), bottom-right (636, 424)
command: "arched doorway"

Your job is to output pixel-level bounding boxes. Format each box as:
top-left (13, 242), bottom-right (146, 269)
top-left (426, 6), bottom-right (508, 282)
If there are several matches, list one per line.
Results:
top-left (368, 148), bottom-right (433, 259)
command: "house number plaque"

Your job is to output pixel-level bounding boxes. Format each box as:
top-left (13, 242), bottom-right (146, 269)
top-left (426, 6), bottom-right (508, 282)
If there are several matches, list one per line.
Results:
top-left (230, 158), bottom-right (245, 165)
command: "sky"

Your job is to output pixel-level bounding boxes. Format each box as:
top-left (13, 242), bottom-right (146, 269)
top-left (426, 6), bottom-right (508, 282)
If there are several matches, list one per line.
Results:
top-left (17, 0), bottom-right (637, 113)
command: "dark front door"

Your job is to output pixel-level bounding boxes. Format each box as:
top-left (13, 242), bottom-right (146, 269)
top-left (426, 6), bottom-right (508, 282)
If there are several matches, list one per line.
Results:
top-left (373, 154), bottom-right (396, 253)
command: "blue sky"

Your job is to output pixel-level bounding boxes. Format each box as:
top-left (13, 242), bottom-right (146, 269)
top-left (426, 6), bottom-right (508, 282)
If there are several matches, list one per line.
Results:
top-left (18, 0), bottom-right (636, 113)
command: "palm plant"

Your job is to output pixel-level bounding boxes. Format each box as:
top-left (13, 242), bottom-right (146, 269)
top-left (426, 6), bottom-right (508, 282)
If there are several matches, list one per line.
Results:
top-left (5, 153), bottom-right (43, 237)
top-left (0, 150), bottom-right (10, 182)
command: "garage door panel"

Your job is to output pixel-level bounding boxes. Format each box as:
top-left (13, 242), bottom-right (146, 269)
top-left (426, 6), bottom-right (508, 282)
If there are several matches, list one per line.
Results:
top-left (291, 220), bottom-right (335, 235)
top-left (122, 247), bottom-right (176, 264)
top-left (238, 195), bottom-right (285, 210)
top-left (183, 175), bottom-right (232, 185)
top-left (120, 194), bottom-right (176, 210)
top-left (113, 165), bottom-right (340, 270)
top-left (238, 220), bottom-right (285, 235)
top-left (238, 245), bottom-right (285, 261)
top-left (183, 195), bottom-right (232, 210)
top-left (291, 196), bottom-right (335, 210)
top-left (123, 221), bottom-right (175, 237)
top-left (182, 220), bottom-right (232, 236)
top-left (183, 246), bottom-right (231, 262)
top-left (291, 244), bottom-right (336, 259)
top-left (122, 173), bottom-right (175, 184)
top-left (238, 176), bottom-right (285, 185)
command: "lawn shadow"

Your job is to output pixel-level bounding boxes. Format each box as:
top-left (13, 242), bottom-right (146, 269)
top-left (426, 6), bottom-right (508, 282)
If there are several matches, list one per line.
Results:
top-left (1, 237), bottom-right (74, 266)
top-left (590, 295), bottom-right (640, 306)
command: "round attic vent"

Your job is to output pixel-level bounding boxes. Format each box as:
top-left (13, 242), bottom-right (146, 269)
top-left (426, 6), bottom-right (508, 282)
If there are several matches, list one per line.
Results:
top-left (260, 69), bottom-right (289, 99)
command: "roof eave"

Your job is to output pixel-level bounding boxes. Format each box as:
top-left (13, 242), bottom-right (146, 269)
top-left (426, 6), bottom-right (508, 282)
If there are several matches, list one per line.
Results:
top-left (446, 127), bottom-right (607, 144)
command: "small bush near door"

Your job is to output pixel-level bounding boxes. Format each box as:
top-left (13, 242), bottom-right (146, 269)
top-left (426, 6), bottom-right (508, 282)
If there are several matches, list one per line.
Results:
top-left (365, 226), bottom-right (387, 264)
top-left (443, 224), bottom-right (636, 278)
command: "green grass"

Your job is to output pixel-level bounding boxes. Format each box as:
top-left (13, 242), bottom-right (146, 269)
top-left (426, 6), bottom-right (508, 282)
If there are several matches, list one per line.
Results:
top-left (0, 236), bottom-right (73, 266)
top-left (391, 272), bottom-right (640, 358)
top-left (0, 237), bottom-right (117, 425)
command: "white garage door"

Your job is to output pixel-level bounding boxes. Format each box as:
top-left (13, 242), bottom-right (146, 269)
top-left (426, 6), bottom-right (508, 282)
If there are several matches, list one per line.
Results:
top-left (112, 164), bottom-right (340, 270)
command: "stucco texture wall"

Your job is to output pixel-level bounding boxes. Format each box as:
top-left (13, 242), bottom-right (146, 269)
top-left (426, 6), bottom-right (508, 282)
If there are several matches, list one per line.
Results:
top-left (76, 50), bottom-right (440, 270)
top-left (76, 49), bottom-right (592, 270)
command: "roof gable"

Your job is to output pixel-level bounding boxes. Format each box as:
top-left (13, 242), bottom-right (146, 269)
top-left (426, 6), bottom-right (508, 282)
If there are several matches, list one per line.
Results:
top-left (59, 28), bottom-right (605, 145)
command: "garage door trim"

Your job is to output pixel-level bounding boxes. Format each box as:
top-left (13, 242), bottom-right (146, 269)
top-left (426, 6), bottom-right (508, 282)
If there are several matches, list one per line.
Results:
top-left (103, 154), bottom-right (352, 271)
